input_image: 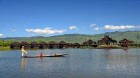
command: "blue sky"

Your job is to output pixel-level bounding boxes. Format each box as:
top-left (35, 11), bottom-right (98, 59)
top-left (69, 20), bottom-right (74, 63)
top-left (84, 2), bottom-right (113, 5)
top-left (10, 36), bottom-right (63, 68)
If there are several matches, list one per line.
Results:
top-left (0, 0), bottom-right (140, 37)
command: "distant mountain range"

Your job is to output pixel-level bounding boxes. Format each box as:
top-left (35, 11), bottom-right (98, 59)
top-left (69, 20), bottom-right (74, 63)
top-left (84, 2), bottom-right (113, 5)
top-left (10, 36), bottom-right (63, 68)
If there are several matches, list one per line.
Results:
top-left (1, 31), bottom-right (140, 43)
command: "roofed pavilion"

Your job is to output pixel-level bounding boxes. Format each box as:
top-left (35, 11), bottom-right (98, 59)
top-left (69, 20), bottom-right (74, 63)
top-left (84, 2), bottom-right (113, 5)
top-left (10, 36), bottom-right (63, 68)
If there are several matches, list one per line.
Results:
top-left (97, 35), bottom-right (117, 45)
top-left (119, 38), bottom-right (134, 47)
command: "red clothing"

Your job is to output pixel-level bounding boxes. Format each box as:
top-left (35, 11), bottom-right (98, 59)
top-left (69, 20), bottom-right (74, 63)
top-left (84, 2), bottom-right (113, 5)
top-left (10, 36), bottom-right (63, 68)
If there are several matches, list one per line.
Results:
top-left (40, 52), bottom-right (43, 57)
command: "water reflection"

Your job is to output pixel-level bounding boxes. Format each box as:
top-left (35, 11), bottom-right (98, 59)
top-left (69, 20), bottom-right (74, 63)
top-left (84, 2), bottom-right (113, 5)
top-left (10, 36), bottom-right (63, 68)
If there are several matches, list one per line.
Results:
top-left (21, 58), bottom-right (27, 70)
top-left (1, 49), bottom-right (140, 78)
top-left (104, 49), bottom-right (139, 75)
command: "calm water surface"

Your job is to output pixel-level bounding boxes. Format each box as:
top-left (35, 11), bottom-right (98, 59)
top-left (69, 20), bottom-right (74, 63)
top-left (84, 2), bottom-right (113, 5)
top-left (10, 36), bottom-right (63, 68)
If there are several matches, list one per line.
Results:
top-left (0, 49), bottom-right (140, 78)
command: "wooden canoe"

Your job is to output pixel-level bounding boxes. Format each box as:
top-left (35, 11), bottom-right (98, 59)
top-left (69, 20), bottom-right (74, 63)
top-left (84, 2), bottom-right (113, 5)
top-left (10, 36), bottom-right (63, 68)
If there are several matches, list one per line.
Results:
top-left (22, 54), bottom-right (66, 58)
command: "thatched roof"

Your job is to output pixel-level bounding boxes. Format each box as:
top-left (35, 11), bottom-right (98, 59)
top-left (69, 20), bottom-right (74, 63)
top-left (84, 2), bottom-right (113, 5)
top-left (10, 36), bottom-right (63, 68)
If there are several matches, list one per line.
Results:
top-left (39, 41), bottom-right (47, 45)
top-left (49, 41), bottom-right (57, 45)
top-left (10, 42), bottom-right (20, 46)
top-left (119, 38), bottom-right (134, 43)
top-left (82, 41), bottom-right (88, 45)
top-left (98, 35), bottom-right (117, 43)
top-left (74, 43), bottom-right (80, 46)
top-left (59, 41), bottom-right (66, 44)
top-left (20, 41), bottom-right (29, 45)
top-left (83, 39), bottom-right (96, 45)
top-left (30, 41), bottom-right (38, 45)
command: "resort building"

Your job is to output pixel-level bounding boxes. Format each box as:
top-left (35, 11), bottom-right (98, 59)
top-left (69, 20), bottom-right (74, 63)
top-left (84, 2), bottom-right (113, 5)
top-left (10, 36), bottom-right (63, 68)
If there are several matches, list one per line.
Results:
top-left (97, 35), bottom-right (117, 45)
top-left (119, 38), bottom-right (134, 47)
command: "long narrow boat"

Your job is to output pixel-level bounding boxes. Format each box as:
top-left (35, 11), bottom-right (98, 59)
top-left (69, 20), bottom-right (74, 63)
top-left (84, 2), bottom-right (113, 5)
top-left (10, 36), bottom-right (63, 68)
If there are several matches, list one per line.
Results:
top-left (22, 54), bottom-right (66, 58)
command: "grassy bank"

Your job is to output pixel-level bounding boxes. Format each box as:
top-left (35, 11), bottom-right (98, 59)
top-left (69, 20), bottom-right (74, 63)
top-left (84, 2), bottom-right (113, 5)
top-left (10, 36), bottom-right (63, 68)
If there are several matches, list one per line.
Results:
top-left (0, 46), bottom-right (10, 50)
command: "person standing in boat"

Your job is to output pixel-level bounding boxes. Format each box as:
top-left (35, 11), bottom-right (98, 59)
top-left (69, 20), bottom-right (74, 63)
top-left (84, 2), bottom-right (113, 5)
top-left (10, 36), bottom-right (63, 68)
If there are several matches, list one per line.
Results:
top-left (21, 46), bottom-right (27, 57)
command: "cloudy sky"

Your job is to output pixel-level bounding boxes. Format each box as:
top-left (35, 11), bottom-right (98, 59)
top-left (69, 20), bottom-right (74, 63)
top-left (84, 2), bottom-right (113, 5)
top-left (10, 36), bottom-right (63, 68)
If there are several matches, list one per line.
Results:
top-left (0, 0), bottom-right (140, 37)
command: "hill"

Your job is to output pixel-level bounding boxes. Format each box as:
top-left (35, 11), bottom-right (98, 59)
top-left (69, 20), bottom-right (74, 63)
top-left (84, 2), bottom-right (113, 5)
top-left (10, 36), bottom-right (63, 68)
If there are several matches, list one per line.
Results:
top-left (0, 31), bottom-right (140, 43)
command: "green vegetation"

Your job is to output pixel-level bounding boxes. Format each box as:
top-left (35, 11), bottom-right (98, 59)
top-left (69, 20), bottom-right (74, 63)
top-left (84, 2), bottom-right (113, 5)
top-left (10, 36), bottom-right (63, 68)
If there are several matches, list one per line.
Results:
top-left (100, 31), bottom-right (140, 43)
top-left (0, 40), bottom-right (12, 50)
top-left (1, 31), bottom-right (140, 43)
top-left (0, 40), bottom-right (12, 47)
top-left (0, 31), bottom-right (140, 49)
top-left (0, 46), bottom-right (10, 50)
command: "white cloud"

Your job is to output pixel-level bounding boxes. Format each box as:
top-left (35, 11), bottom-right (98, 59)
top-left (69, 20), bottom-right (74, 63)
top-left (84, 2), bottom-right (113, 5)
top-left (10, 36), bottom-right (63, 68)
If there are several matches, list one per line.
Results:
top-left (104, 25), bottom-right (136, 30)
top-left (0, 34), bottom-right (3, 37)
top-left (90, 24), bottom-right (96, 27)
top-left (90, 24), bottom-right (99, 31)
top-left (94, 27), bottom-right (99, 31)
top-left (25, 27), bottom-right (65, 35)
top-left (69, 26), bottom-right (78, 30)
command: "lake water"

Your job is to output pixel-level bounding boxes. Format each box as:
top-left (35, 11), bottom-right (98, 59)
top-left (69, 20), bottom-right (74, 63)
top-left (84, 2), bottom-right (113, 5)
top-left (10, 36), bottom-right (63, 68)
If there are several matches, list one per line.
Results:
top-left (0, 49), bottom-right (140, 78)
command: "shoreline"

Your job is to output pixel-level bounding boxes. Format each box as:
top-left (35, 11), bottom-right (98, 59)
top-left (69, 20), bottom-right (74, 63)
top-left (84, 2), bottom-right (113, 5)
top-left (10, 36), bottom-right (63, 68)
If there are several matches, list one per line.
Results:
top-left (0, 46), bottom-right (140, 50)
top-left (0, 46), bottom-right (10, 50)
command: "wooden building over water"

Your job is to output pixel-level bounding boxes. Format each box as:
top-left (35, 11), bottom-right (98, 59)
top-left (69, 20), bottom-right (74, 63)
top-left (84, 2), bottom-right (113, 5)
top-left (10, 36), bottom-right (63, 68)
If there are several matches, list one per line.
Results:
top-left (82, 39), bottom-right (97, 48)
top-left (30, 41), bottom-right (38, 49)
top-left (97, 35), bottom-right (117, 45)
top-left (10, 42), bottom-right (20, 49)
top-left (9, 35), bottom-right (138, 49)
top-left (119, 38), bottom-right (134, 47)
top-left (39, 41), bottom-right (48, 49)
top-left (20, 41), bottom-right (29, 49)
top-left (58, 41), bottom-right (67, 49)
top-left (48, 41), bottom-right (57, 49)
